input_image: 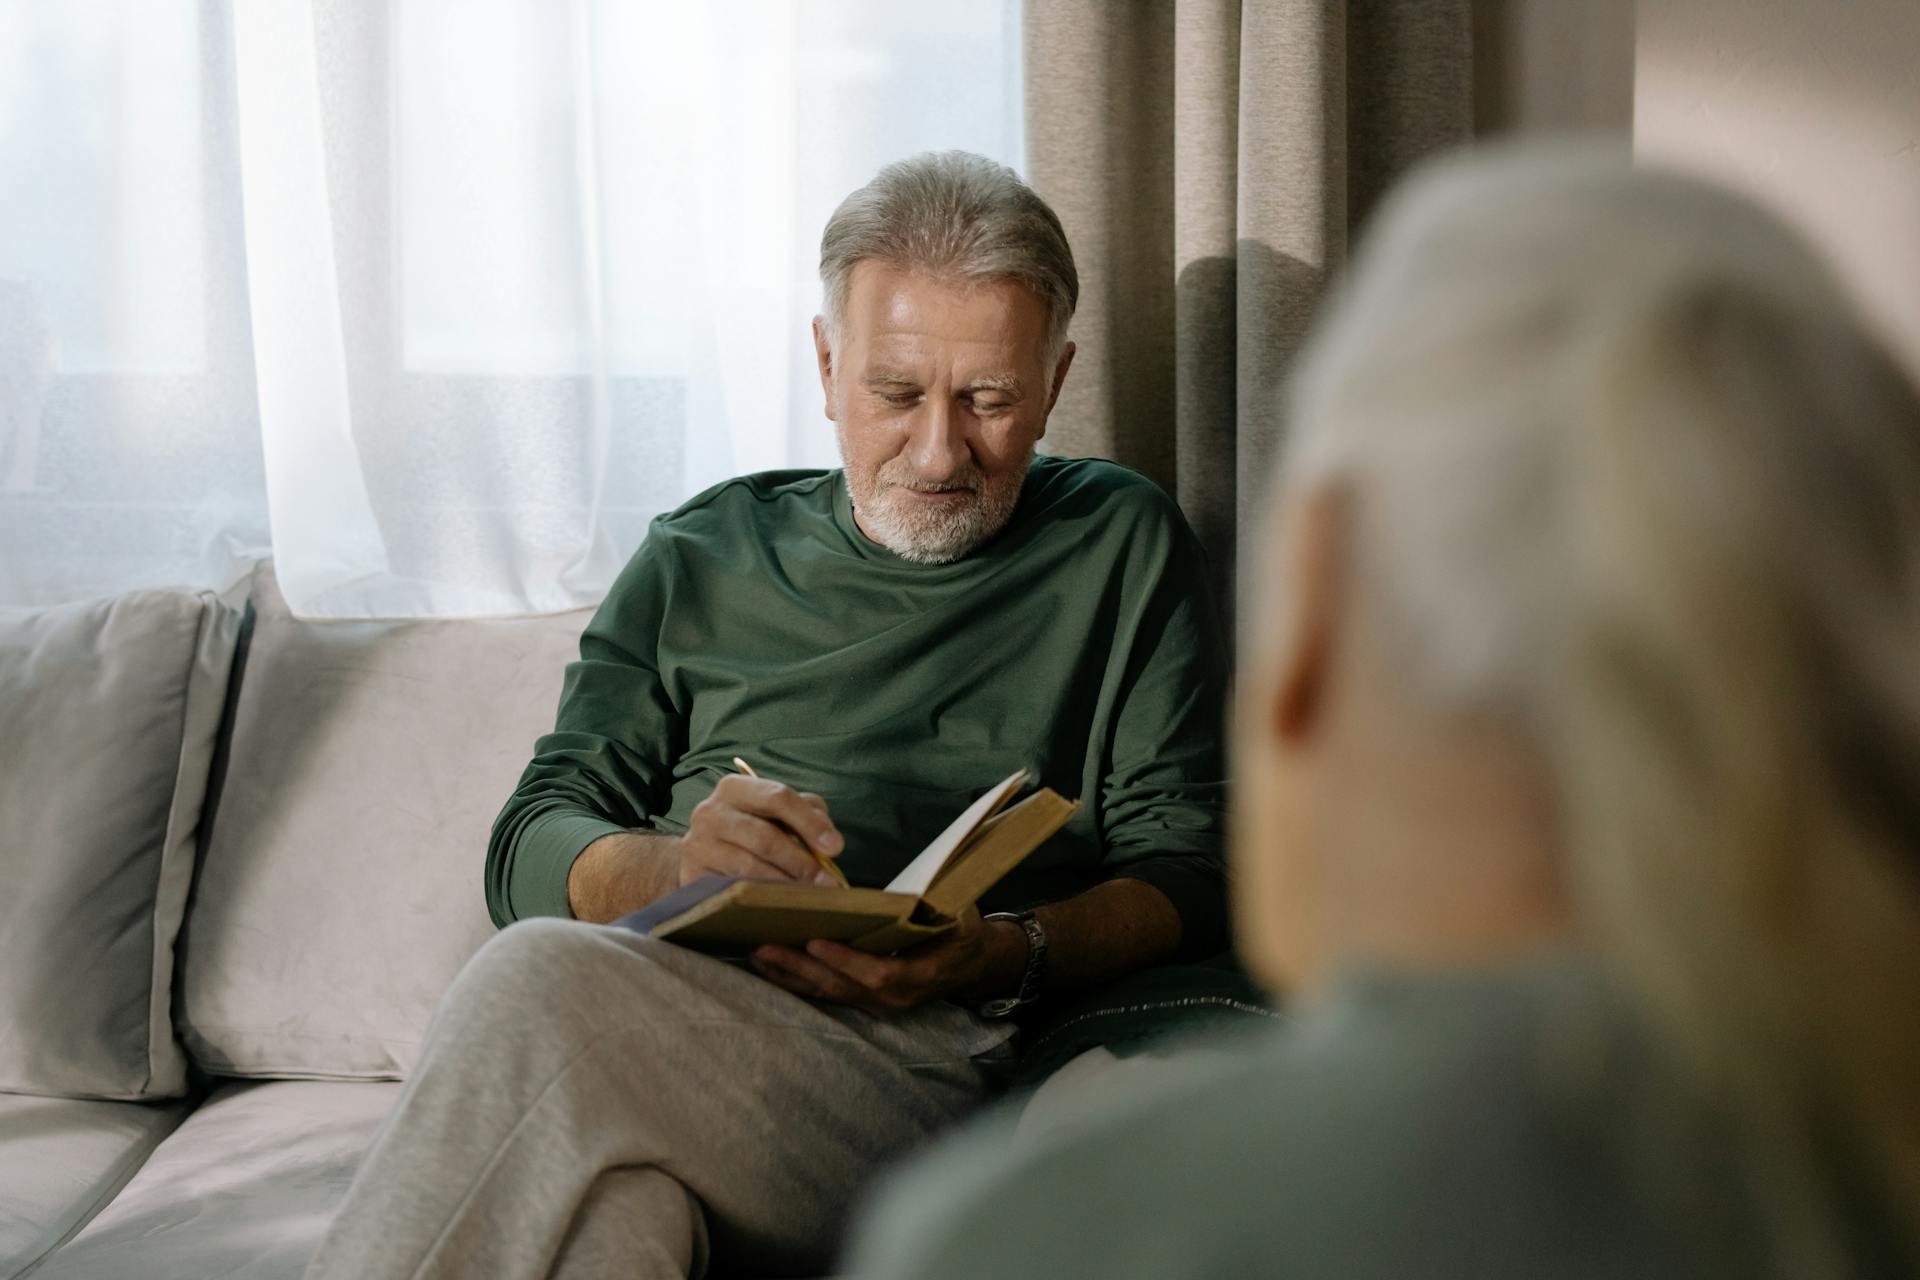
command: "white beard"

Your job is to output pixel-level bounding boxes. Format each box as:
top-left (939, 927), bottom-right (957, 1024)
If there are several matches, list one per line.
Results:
top-left (839, 429), bottom-right (1032, 564)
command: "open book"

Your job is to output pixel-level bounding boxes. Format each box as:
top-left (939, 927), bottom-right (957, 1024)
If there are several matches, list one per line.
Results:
top-left (611, 768), bottom-right (1078, 955)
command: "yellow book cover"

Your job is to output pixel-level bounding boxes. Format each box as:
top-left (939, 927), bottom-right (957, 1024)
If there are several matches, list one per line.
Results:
top-left (612, 768), bottom-right (1078, 956)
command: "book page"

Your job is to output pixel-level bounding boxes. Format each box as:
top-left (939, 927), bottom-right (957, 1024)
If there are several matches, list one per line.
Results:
top-left (882, 768), bottom-right (1030, 898)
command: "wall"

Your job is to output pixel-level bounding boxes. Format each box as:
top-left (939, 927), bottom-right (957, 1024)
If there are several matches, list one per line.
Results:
top-left (1474, 0), bottom-right (1635, 137)
top-left (1635, 0), bottom-right (1920, 371)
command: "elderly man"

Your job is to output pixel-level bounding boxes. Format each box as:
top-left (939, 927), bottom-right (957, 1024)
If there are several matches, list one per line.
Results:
top-left (302, 150), bottom-right (1230, 1280)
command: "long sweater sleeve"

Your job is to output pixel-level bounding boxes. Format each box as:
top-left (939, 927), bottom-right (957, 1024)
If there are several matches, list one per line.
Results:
top-left (484, 528), bottom-right (684, 926)
top-left (1093, 493), bottom-right (1232, 962)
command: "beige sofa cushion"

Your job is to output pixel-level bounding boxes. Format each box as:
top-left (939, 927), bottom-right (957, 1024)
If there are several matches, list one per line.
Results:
top-left (178, 560), bottom-right (592, 1079)
top-left (0, 588), bottom-right (242, 1100)
top-left (0, 1092), bottom-right (196, 1279)
top-left (23, 1079), bottom-right (400, 1280)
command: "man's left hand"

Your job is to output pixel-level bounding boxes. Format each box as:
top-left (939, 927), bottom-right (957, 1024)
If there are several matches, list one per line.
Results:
top-left (748, 904), bottom-right (1022, 1015)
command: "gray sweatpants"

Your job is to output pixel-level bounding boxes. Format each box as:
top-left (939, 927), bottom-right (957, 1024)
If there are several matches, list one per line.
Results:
top-left (302, 917), bottom-right (1022, 1280)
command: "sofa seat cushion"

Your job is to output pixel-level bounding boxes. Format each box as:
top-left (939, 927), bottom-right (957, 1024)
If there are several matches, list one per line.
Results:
top-left (179, 559), bottom-right (591, 1079)
top-left (0, 1091), bottom-right (194, 1280)
top-left (0, 588), bottom-right (243, 1099)
top-left (28, 1079), bottom-right (401, 1280)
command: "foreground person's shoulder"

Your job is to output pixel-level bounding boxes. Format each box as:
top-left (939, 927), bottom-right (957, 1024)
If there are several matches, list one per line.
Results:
top-left (839, 1042), bottom-right (1273, 1280)
top-left (841, 961), bottom-right (1724, 1280)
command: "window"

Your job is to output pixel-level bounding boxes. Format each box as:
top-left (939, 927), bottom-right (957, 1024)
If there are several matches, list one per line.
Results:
top-left (0, 0), bottom-right (1025, 614)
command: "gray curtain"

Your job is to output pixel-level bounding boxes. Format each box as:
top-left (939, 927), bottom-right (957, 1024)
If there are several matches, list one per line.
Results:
top-left (1024, 0), bottom-right (1476, 632)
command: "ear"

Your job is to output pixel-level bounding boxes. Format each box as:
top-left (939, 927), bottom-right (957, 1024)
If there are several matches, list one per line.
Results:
top-left (1269, 486), bottom-right (1349, 748)
top-left (811, 316), bottom-right (838, 423)
top-left (1041, 341), bottom-right (1077, 428)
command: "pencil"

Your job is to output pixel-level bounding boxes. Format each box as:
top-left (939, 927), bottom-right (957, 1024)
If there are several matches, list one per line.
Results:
top-left (730, 757), bottom-right (850, 887)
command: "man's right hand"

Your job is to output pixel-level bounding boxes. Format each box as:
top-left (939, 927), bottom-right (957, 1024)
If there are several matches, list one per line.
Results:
top-left (677, 775), bottom-right (844, 888)
top-left (567, 777), bottom-right (845, 924)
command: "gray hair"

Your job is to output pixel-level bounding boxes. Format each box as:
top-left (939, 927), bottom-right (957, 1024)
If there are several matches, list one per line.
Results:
top-left (819, 150), bottom-right (1078, 364)
top-left (1280, 145), bottom-right (1920, 1271)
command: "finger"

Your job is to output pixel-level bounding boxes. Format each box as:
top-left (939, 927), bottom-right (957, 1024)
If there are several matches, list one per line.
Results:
top-left (706, 808), bottom-right (825, 881)
top-left (749, 955), bottom-right (823, 999)
top-left (755, 945), bottom-right (891, 1010)
top-left (725, 778), bottom-right (843, 857)
top-left (682, 845), bottom-right (793, 885)
top-left (751, 951), bottom-right (839, 1002)
top-left (799, 938), bottom-right (901, 991)
top-left (802, 944), bottom-right (920, 1011)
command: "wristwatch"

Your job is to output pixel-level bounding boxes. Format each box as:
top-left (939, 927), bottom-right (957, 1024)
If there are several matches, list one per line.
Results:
top-left (976, 909), bottom-right (1048, 1018)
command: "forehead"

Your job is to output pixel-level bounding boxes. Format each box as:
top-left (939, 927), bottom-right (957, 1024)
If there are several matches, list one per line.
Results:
top-left (840, 260), bottom-right (1049, 364)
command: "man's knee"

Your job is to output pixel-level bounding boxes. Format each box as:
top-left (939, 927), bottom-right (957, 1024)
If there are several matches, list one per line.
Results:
top-left (436, 918), bottom-right (764, 1050)
top-left (433, 919), bottom-right (655, 1040)
top-left (461, 917), bottom-right (654, 995)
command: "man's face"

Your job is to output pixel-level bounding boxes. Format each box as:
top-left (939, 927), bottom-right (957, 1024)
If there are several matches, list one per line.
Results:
top-left (813, 261), bottom-right (1073, 563)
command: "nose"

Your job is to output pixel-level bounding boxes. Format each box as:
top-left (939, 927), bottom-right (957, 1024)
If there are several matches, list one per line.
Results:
top-left (904, 398), bottom-right (971, 483)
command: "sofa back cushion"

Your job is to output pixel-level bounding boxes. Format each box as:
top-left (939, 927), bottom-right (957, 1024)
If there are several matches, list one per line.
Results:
top-left (0, 587), bottom-right (243, 1099)
top-left (177, 560), bottom-right (592, 1079)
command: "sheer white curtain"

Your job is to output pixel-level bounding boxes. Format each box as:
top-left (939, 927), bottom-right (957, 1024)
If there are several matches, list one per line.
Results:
top-left (0, 0), bottom-right (1024, 616)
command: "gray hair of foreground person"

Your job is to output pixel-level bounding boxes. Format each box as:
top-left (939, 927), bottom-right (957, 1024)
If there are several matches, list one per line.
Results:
top-left (818, 149), bottom-right (1079, 364)
top-left (1267, 150), bottom-right (1920, 1271)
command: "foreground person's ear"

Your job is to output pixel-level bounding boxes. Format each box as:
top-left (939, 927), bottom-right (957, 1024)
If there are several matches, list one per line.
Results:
top-left (1270, 485), bottom-right (1349, 747)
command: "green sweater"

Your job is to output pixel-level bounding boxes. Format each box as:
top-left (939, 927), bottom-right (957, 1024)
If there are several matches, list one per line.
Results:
top-left (485, 455), bottom-right (1231, 960)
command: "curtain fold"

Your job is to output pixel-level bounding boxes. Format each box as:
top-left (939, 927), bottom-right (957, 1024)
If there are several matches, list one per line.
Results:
top-left (0, 1), bottom-right (1023, 616)
top-left (1024, 0), bottom-right (1475, 630)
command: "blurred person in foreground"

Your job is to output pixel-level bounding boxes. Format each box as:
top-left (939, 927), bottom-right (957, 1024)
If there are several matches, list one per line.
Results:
top-left (840, 146), bottom-right (1920, 1279)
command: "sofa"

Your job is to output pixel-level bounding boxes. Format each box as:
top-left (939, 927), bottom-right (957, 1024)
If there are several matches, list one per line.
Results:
top-left (0, 558), bottom-right (1277, 1280)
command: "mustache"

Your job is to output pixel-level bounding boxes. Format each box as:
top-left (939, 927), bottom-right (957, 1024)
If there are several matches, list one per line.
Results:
top-left (878, 464), bottom-right (985, 493)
